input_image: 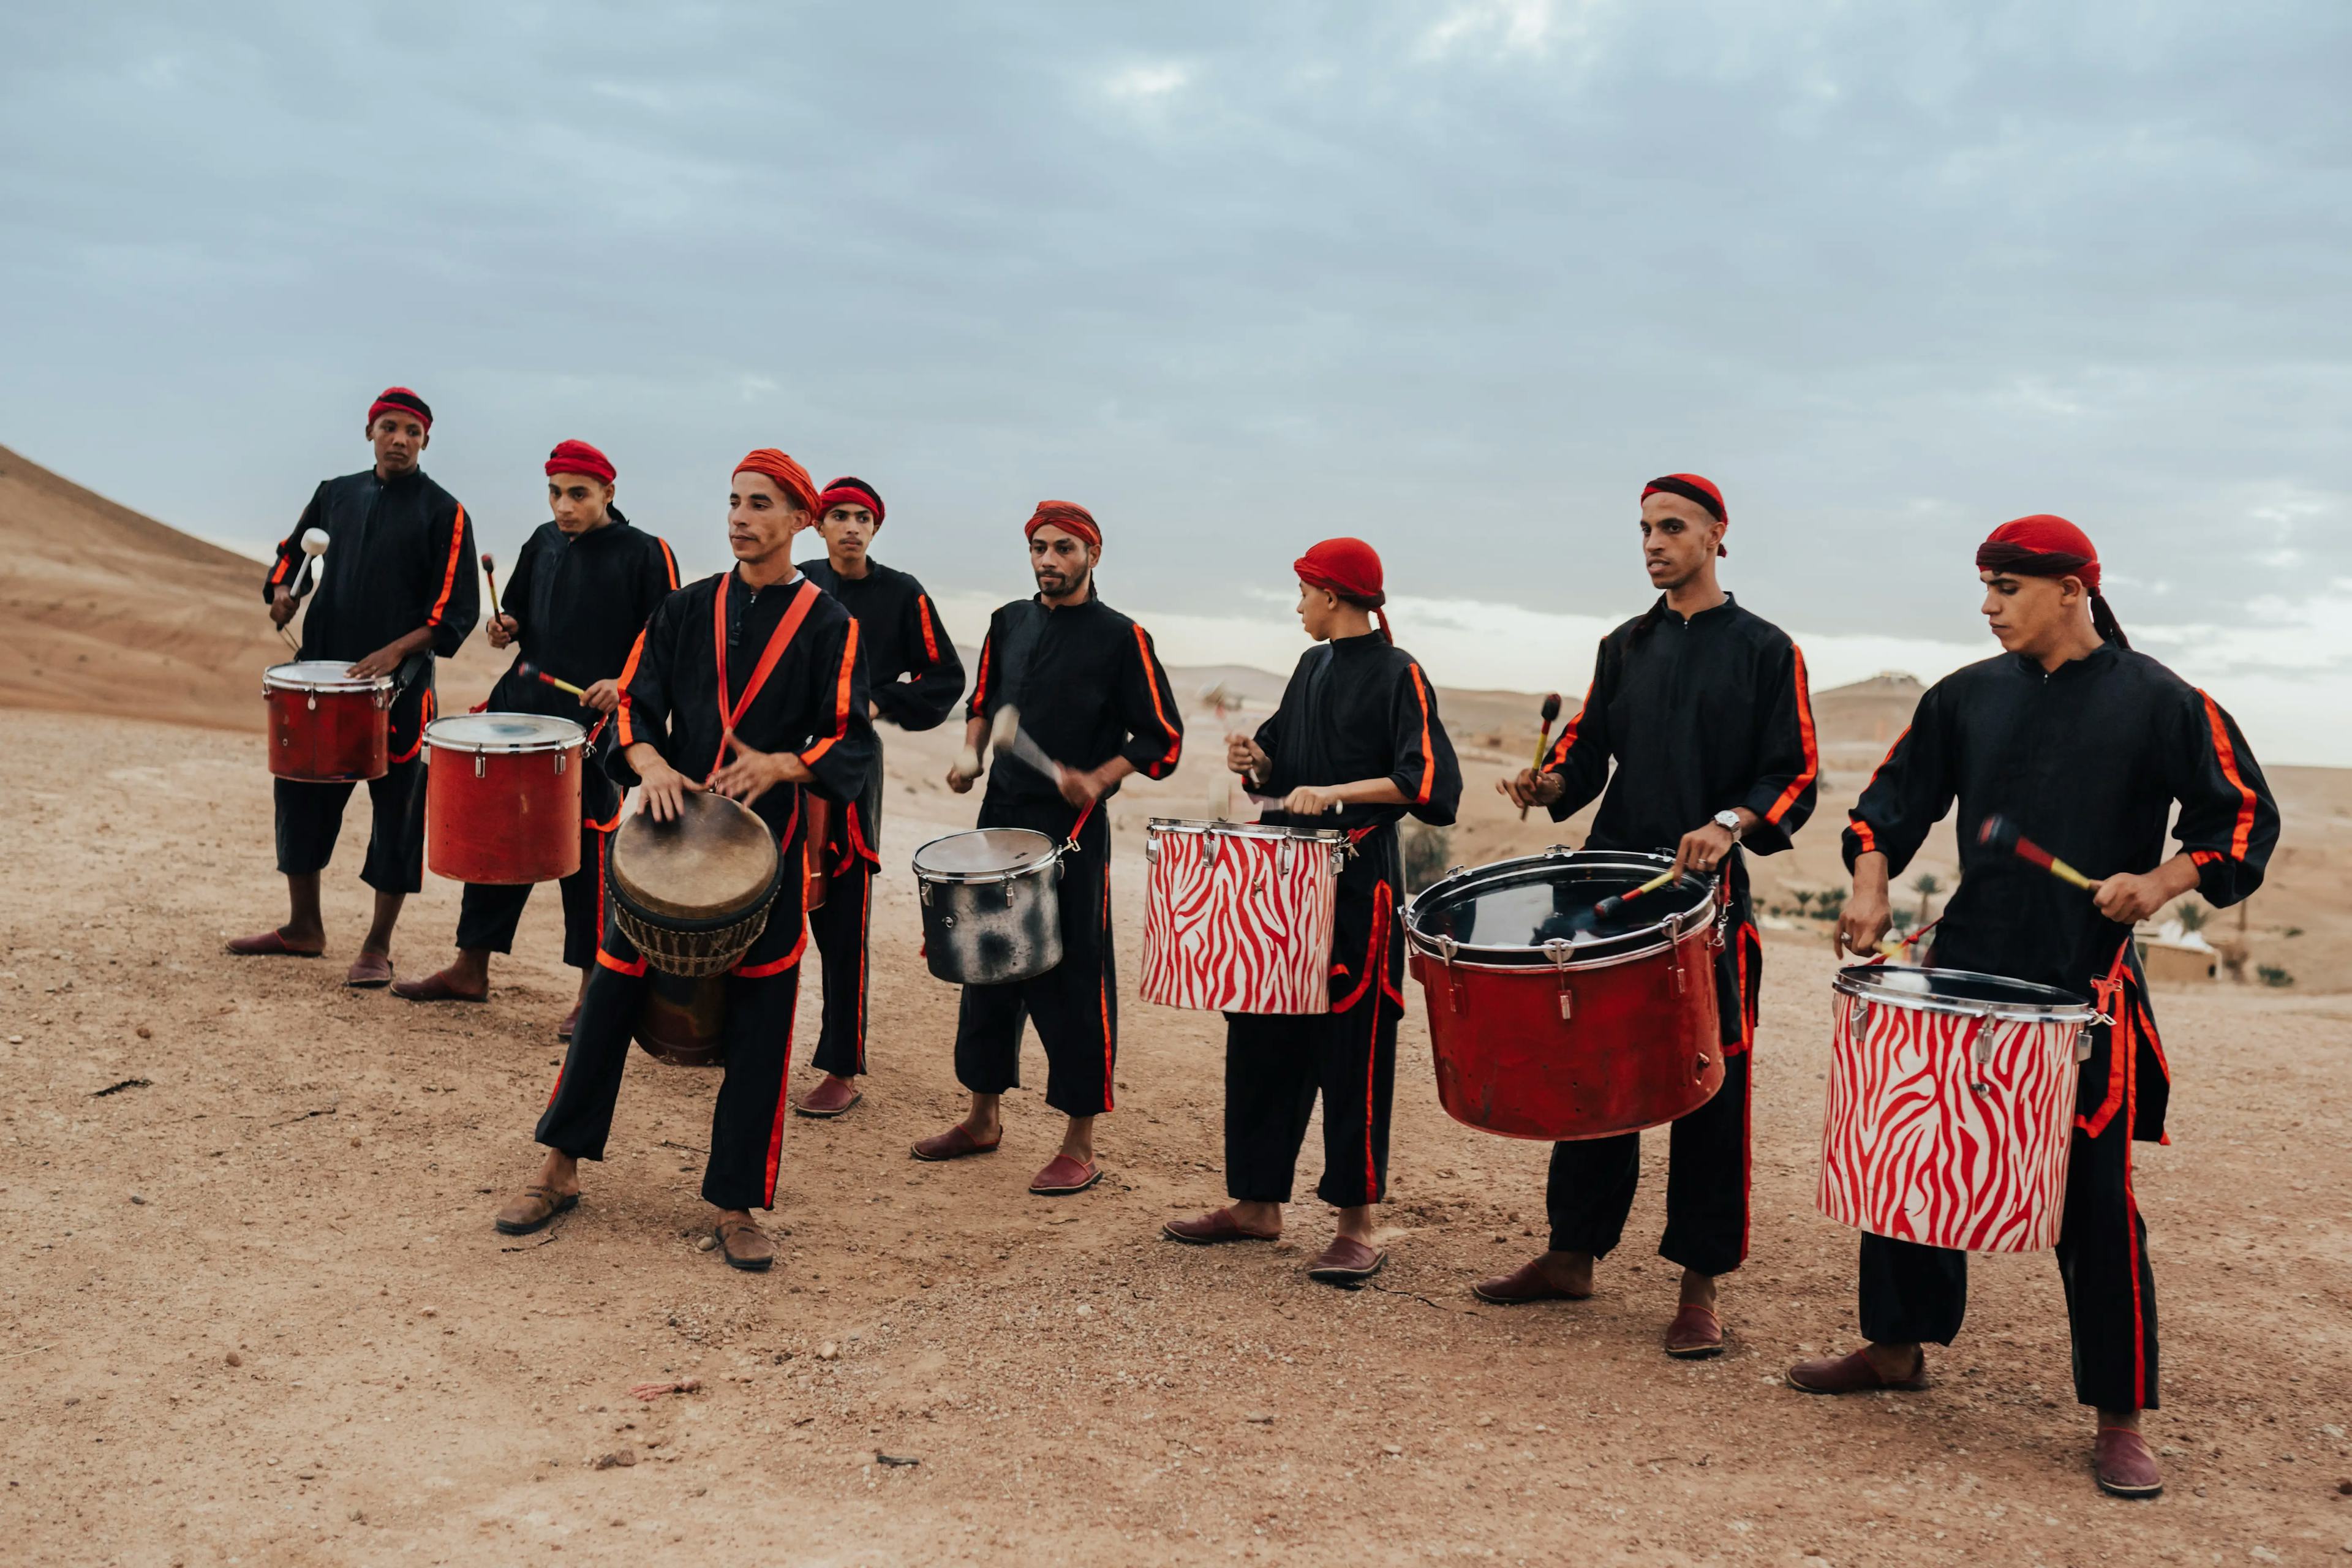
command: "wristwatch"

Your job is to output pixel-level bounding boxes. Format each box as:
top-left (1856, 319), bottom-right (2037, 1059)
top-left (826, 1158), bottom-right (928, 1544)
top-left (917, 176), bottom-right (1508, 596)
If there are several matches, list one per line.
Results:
top-left (1711, 809), bottom-right (1744, 840)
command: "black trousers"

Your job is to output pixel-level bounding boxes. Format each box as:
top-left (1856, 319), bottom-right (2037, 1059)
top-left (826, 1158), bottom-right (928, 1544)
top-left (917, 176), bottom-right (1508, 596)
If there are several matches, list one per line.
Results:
top-left (454, 821), bottom-right (614, 970)
top-left (1856, 1022), bottom-right (2160, 1410)
top-left (1224, 997), bottom-right (1400, 1209)
top-left (953, 800), bottom-right (1116, 1118)
top-left (807, 755), bottom-right (883, 1077)
top-left (533, 910), bottom-right (804, 1213)
top-left (1546, 1050), bottom-right (1752, 1277)
top-left (273, 755), bottom-right (428, 895)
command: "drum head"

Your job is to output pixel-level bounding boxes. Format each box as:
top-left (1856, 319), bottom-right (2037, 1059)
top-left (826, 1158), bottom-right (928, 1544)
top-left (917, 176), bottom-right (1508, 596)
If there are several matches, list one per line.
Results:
top-left (1148, 816), bottom-right (1344, 843)
top-left (912, 827), bottom-right (1057, 882)
top-left (1406, 850), bottom-right (1713, 967)
top-left (609, 793), bottom-right (780, 922)
top-left (265, 660), bottom-right (391, 692)
top-left (426, 712), bottom-right (585, 753)
top-left (1834, 964), bottom-right (2093, 1022)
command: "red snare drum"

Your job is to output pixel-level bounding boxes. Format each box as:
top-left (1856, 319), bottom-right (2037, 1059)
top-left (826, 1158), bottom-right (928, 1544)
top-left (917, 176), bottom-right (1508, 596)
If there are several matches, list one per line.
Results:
top-left (263, 661), bottom-right (393, 782)
top-left (1404, 850), bottom-right (1724, 1140)
top-left (1142, 818), bottom-right (1346, 1014)
top-left (423, 714), bottom-right (586, 884)
top-left (1819, 965), bottom-right (2095, 1253)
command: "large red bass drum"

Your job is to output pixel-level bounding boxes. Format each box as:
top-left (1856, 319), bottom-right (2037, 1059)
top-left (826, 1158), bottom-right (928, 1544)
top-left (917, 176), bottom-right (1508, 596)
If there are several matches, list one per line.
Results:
top-left (1404, 849), bottom-right (1725, 1140)
top-left (263, 661), bottom-right (393, 782)
top-left (424, 714), bottom-right (586, 884)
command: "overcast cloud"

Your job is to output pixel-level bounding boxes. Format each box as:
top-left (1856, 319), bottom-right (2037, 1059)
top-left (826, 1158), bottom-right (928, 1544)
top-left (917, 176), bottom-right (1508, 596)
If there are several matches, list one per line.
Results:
top-left (3, 2), bottom-right (2347, 758)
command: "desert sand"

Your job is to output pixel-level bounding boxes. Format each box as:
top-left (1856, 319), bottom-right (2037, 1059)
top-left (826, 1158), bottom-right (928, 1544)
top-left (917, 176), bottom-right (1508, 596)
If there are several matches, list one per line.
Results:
top-left (5, 447), bottom-right (2350, 1564)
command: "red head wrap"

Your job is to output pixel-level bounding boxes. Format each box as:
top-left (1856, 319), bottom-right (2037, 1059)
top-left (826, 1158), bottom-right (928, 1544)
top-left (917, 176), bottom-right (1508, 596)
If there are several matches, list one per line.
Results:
top-left (367, 386), bottom-right (432, 432)
top-left (1975, 513), bottom-right (2128, 649)
top-left (545, 439), bottom-right (616, 486)
top-left (1025, 500), bottom-right (1100, 549)
top-left (1295, 536), bottom-right (1392, 643)
top-left (733, 448), bottom-right (820, 518)
top-left (1642, 473), bottom-right (1728, 556)
top-left (815, 477), bottom-right (884, 526)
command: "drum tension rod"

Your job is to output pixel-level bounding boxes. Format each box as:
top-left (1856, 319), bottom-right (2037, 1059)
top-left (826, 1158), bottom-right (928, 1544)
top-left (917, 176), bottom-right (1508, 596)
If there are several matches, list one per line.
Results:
top-left (1543, 938), bottom-right (1574, 1020)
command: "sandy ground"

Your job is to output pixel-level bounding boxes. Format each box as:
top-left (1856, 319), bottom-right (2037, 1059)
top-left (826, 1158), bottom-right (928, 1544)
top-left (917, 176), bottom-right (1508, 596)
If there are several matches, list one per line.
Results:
top-left (6, 706), bottom-right (2351, 1567)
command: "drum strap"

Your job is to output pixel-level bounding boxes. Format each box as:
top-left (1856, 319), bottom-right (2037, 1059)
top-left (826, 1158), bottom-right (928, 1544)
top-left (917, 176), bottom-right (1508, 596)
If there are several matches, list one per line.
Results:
top-left (2077, 942), bottom-right (2138, 1139)
top-left (1061, 797), bottom-right (1099, 855)
top-left (710, 576), bottom-right (822, 775)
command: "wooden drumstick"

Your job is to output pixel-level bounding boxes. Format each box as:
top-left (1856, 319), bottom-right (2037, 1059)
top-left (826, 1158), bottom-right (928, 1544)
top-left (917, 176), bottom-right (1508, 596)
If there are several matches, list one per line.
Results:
top-left (516, 660), bottom-right (587, 701)
top-left (1519, 691), bottom-right (1563, 821)
top-left (481, 551), bottom-right (504, 621)
top-left (276, 530), bottom-right (330, 650)
top-left (1585, 868), bottom-right (1678, 924)
top-left (1976, 814), bottom-right (2097, 891)
top-left (989, 704), bottom-right (1063, 784)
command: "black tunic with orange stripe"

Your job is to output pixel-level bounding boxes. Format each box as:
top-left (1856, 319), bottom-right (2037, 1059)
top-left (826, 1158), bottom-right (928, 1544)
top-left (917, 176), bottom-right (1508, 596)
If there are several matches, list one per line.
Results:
top-left (796, 557), bottom-right (965, 733)
top-left (263, 466), bottom-right (479, 756)
top-left (607, 568), bottom-right (876, 845)
top-left (1841, 639), bottom-right (2277, 1141)
top-left (966, 590), bottom-right (1184, 804)
top-left (1540, 593), bottom-right (1817, 1048)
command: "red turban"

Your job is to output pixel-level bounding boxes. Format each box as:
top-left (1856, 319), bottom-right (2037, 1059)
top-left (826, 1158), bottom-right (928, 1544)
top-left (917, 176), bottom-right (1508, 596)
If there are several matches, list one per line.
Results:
top-left (545, 439), bottom-right (616, 486)
top-left (733, 449), bottom-right (820, 517)
top-left (1025, 500), bottom-right (1100, 548)
top-left (816, 477), bottom-right (884, 525)
top-left (1642, 473), bottom-right (1728, 556)
top-left (1295, 537), bottom-right (1393, 643)
top-left (1975, 513), bottom-right (2128, 649)
top-left (367, 386), bottom-right (432, 432)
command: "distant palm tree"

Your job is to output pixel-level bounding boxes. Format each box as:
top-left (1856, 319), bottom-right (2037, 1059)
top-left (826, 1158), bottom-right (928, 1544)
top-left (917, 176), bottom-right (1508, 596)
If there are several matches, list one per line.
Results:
top-left (1910, 872), bottom-right (1942, 924)
top-left (1793, 889), bottom-right (1815, 916)
top-left (2174, 899), bottom-right (2210, 933)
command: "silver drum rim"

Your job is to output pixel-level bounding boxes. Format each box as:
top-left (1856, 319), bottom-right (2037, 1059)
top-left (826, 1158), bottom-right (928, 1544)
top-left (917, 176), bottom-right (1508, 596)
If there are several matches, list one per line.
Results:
top-left (910, 827), bottom-right (1061, 887)
top-left (1146, 816), bottom-right (1346, 844)
top-left (1403, 848), bottom-right (1717, 973)
top-left (1833, 963), bottom-right (2096, 1024)
top-left (265, 661), bottom-right (393, 694)
top-left (423, 715), bottom-right (587, 755)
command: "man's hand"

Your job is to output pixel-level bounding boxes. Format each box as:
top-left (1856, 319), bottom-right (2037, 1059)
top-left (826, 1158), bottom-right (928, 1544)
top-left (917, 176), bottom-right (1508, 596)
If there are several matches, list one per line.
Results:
top-left (579, 679), bottom-right (621, 716)
top-left (347, 643), bottom-right (407, 681)
top-left (1497, 768), bottom-right (1564, 811)
top-left (1670, 812), bottom-right (1751, 880)
top-left (1838, 880), bottom-right (1894, 956)
top-left (946, 761), bottom-right (977, 794)
top-left (633, 750), bottom-right (702, 824)
top-left (1057, 764), bottom-right (1109, 809)
top-left (484, 612), bottom-right (520, 650)
top-left (270, 588), bottom-right (298, 629)
top-left (1227, 732), bottom-right (1270, 780)
top-left (1283, 784), bottom-right (1341, 816)
top-left (708, 732), bottom-right (812, 807)
top-left (2091, 870), bottom-right (2175, 926)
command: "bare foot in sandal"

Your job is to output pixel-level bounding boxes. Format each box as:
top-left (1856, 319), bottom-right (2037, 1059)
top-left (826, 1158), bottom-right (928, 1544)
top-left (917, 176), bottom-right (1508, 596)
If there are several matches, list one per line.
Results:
top-left (495, 1150), bottom-right (581, 1235)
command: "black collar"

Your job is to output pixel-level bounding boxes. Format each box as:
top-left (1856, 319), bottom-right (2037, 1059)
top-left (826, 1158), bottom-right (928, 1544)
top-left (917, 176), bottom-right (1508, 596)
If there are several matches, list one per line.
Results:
top-left (1636, 591), bottom-right (1737, 633)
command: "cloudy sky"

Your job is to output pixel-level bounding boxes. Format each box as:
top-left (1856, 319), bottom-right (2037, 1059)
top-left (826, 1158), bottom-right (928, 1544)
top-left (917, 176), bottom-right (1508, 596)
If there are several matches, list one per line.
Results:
top-left (4, 2), bottom-right (2348, 760)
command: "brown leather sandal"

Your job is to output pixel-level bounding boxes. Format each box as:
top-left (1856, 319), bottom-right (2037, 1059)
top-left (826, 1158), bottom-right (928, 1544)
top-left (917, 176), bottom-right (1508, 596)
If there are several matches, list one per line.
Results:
top-left (714, 1215), bottom-right (774, 1272)
top-left (494, 1185), bottom-right (578, 1235)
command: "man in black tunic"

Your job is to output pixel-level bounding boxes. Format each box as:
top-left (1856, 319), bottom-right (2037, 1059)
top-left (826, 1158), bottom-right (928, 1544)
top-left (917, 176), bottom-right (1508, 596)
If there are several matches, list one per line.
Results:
top-left (1490, 473), bottom-right (1818, 1358)
top-left (1788, 514), bottom-right (2278, 1500)
top-left (791, 476), bottom-right (965, 1117)
top-left (231, 386), bottom-right (478, 988)
top-left (491, 448), bottom-right (874, 1271)
top-left (1163, 538), bottom-right (1461, 1284)
top-left (393, 440), bottom-right (679, 1035)
top-left (909, 501), bottom-right (1183, 1196)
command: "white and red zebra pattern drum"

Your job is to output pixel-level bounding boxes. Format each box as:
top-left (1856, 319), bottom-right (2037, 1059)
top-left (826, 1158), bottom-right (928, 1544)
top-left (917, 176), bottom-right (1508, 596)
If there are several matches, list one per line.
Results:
top-left (1140, 818), bottom-right (1347, 1014)
top-left (1818, 965), bottom-right (2099, 1253)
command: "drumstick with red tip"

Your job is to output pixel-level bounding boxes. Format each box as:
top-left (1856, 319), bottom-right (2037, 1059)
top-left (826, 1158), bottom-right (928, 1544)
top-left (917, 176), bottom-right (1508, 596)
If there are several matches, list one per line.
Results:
top-left (516, 660), bottom-right (588, 701)
top-left (1585, 868), bottom-right (1678, 924)
top-left (481, 552), bottom-right (504, 620)
top-left (1518, 692), bottom-right (1564, 821)
top-left (1976, 814), bottom-right (2097, 891)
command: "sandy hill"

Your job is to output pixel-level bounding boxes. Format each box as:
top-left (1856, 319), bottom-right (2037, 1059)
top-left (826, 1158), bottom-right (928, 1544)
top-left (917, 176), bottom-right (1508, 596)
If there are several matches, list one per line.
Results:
top-left (1, 440), bottom-right (2343, 989)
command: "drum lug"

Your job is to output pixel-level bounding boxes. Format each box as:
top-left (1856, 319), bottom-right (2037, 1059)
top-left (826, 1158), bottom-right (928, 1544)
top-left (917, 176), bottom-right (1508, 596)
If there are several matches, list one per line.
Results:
top-left (1543, 938), bottom-right (1574, 1019)
top-left (1001, 881), bottom-right (1016, 907)
top-left (473, 754), bottom-right (486, 778)
top-left (306, 693), bottom-right (317, 712)
top-left (555, 752), bottom-right (567, 775)
top-left (1694, 1052), bottom-right (1711, 1081)
top-left (1278, 837), bottom-right (1294, 874)
top-left (919, 881), bottom-right (933, 907)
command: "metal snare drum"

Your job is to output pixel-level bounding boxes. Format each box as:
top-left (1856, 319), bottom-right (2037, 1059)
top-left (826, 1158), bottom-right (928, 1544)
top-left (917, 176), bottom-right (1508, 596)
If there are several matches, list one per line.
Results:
top-left (911, 827), bottom-right (1066, 986)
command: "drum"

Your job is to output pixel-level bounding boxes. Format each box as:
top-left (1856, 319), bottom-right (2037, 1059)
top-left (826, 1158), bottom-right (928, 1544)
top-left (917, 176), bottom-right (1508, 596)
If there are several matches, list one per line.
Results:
top-left (634, 970), bottom-right (728, 1068)
top-left (1819, 965), bottom-right (2097, 1253)
top-left (803, 796), bottom-right (831, 914)
top-left (1404, 849), bottom-right (1724, 1140)
top-left (607, 793), bottom-right (783, 977)
top-left (262, 661), bottom-right (393, 782)
top-left (911, 828), bottom-right (1065, 985)
top-left (1140, 818), bottom-right (1346, 1014)
top-left (423, 714), bottom-right (586, 884)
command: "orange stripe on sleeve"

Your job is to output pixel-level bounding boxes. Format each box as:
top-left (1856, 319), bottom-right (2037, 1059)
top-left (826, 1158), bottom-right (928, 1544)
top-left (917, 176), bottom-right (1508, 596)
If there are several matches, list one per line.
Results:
top-left (2198, 690), bottom-right (2258, 859)
top-left (424, 503), bottom-right (467, 627)
top-left (916, 595), bottom-right (940, 665)
top-left (1850, 817), bottom-right (1877, 854)
top-left (970, 633), bottom-right (992, 711)
top-left (1406, 662), bottom-right (1436, 805)
top-left (1544, 676), bottom-right (1596, 771)
top-left (612, 628), bottom-right (649, 747)
top-left (658, 538), bottom-right (679, 590)
top-left (799, 620), bottom-right (859, 768)
top-left (1134, 625), bottom-right (1180, 769)
top-left (1763, 644), bottom-right (1819, 825)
